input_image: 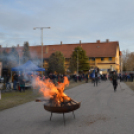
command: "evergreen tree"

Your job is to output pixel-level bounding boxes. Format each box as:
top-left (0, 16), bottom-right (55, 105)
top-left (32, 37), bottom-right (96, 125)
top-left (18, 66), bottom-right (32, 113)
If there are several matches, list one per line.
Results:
top-left (7, 46), bottom-right (19, 67)
top-left (22, 42), bottom-right (31, 63)
top-left (48, 51), bottom-right (65, 74)
top-left (9, 46), bottom-right (19, 63)
top-left (69, 46), bottom-right (89, 73)
top-left (2, 50), bottom-right (8, 68)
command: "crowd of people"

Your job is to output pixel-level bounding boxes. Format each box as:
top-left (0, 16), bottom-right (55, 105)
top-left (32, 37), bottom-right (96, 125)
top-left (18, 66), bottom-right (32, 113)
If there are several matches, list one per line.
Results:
top-left (5, 72), bottom-right (32, 92)
top-left (12, 73), bottom-right (26, 92)
top-left (3, 69), bottom-right (134, 93)
top-left (119, 73), bottom-right (134, 82)
top-left (4, 72), bottom-right (68, 92)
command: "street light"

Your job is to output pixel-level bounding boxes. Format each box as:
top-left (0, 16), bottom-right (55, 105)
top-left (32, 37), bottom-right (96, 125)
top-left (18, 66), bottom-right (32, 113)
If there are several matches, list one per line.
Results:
top-left (18, 49), bottom-right (22, 66)
top-left (33, 27), bottom-right (50, 75)
top-left (17, 49), bottom-right (23, 75)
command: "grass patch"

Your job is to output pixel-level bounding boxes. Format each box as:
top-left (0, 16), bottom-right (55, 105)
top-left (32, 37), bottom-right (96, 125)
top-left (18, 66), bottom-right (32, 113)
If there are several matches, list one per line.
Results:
top-left (125, 81), bottom-right (134, 91)
top-left (0, 89), bottom-right (40, 111)
top-left (0, 80), bottom-right (86, 111)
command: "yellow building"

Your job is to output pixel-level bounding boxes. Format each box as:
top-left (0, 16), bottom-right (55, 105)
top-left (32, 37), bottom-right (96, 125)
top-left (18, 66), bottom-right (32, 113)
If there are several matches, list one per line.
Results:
top-left (41, 40), bottom-right (121, 74)
top-left (87, 40), bottom-right (121, 73)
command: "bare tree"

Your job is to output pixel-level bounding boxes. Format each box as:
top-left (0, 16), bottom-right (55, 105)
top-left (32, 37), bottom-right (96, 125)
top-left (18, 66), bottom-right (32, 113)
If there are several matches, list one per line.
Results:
top-left (122, 49), bottom-right (134, 71)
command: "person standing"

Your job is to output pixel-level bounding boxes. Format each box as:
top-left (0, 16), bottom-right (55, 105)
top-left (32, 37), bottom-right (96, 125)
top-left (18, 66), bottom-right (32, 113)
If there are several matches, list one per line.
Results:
top-left (112, 71), bottom-right (118, 92)
top-left (19, 73), bottom-right (25, 92)
top-left (6, 74), bottom-right (11, 91)
top-left (119, 73), bottom-right (122, 82)
top-left (86, 73), bottom-right (88, 83)
top-left (94, 71), bottom-right (98, 86)
top-left (13, 73), bottom-right (18, 90)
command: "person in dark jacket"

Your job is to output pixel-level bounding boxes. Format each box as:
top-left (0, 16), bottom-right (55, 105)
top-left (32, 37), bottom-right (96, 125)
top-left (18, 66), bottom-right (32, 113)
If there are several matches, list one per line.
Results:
top-left (13, 73), bottom-right (18, 90)
top-left (86, 73), bottom-right (88, 83)
top-left (112, 71), bottom-right (118, 92)
top-left (19, 73), bottom-right (25, 92)
top-left (6, 74), bottom-right (11, 90)
top-left (94, 71), bottom-right (98, 86)
top-left (119, 73), bottom-right (122, 82)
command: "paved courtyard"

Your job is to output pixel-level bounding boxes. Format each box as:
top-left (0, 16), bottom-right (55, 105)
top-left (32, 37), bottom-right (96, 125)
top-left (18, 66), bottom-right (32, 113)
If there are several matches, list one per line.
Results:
top-left (0, 80), bottom-right (134, 134)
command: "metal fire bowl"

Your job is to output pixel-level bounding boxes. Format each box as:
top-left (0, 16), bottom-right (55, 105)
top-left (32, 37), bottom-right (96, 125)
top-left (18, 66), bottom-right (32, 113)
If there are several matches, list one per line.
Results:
top-left (44, 102), bottom-right (81, 113)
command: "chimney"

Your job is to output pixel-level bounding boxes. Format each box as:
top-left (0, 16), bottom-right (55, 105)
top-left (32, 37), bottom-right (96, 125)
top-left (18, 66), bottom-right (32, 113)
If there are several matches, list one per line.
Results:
top-left (96, 40), bottom-right (100, 43)
top-left (17, 44), bottom-right (19, 47)
top-left (79, 40), bottom-right (81, 44)
top-left (106, 39), bottom-right (109, 43)
top-left (0, 45), bottom-right (1, 48)
top-left (60, 41), bottom-right (62, 45)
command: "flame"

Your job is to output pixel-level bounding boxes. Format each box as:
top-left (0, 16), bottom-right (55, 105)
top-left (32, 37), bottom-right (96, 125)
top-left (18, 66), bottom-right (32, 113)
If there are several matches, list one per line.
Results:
top-left (34, 76), bottom-right (70, 104)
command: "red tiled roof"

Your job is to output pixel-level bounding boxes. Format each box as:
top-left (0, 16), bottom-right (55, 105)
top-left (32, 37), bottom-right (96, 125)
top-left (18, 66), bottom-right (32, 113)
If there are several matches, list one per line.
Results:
top-left (42, 41), bottom-right (119, 58)
top-left (0, 41), bottom-right (119, 58)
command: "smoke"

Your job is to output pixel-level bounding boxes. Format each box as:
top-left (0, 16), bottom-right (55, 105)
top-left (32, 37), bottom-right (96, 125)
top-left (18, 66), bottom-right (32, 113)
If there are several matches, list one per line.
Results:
top-left (1, 46), bottom-right (43, 70)
top-left (1, 49), bottom-right (19, 69)
top-left (0, 46), bottom-right (47, 93)
top-left (29, 50), bottom-right (42, 67)
top-left (32, 76), bottom-right (44, 97)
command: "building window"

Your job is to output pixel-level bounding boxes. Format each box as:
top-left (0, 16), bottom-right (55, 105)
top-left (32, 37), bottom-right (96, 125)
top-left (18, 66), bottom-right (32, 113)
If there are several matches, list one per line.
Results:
top-left (101, 57), bottom-right (104, 61)
top-left (109, 57), bottom-right (112, 61)
top-left (92, 57), bottom-right (95, 61)
top-left (89, 58), bottom-right (90, 61)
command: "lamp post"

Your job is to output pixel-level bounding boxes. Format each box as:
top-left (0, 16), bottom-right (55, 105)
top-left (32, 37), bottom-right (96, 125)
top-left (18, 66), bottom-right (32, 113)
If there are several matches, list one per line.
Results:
top-left (18, 50), bottom-right (21, 66)
top-left (18, 49), bottom-right (23, 75)
top-left (33, 27), bottom-right (50, 75)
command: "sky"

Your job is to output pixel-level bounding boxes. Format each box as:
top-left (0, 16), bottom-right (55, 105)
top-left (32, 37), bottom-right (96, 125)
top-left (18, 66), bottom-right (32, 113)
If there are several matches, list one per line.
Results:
top-left (0, 0), bottom-right (134, 51)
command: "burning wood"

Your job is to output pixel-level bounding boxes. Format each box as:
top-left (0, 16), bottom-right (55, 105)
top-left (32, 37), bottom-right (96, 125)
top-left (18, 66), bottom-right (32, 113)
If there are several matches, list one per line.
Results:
top-left (35, 76), bottom-right (80, 110)
top-left (35, 76), bottom-right (81, 125)
top-left (34, 76), bottom-right (70, 104)
top-left (36, 96), bottom-right (78, 107)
